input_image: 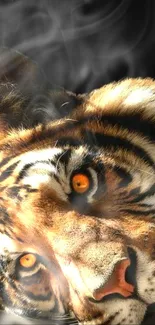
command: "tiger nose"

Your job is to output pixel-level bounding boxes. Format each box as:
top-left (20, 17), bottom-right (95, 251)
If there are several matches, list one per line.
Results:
top-left (93, 259), bottom-right (134, 300)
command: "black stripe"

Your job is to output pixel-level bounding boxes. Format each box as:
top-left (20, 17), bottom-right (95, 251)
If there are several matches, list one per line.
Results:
top-left (21, 184), bottom-right (38, 193)
top-left (16, 236), bottom-right (24, 243)
top-left (138, 203), bottom-right (153, 207)
top-left (113, 166), bottom-right (132, 188)
top-left (121, 209), bottom-right (155, 216)
top-left (0, 206), bottom-right (11, 223)
top-left (0, 269), bottom-right (18, 292)
top-left (0, 161), bottom-right (19, 182)
top-left (56, 137), bottom-right (82, 147)
top-left (28, 188), bottom-right (38, 193)
top-left (127, 187), bottom-right (141, 199)
top-left (7, 185), bottom-right (38, 200)
top-left (0, 155), bottom-right (16, 169)
top-left (8, 123), bottom-right (78, 151)
top-left (25, 290), bottom-right (52, 301)
top-left (52, 173), bottom-right (61, 186)
top-left (7, 186), bottom-right (21, 200)
top-left (53, 149), bottom-right (72, 175)
top-left (58, 149), bottom-right (72, 165)
top-left (16, 160), bottom-right (57, 183)
top-left (16, 162), bottom-right (34, 182)
top-left (99, 113), bottom-right (155, 141)
top-left (2, 229), bottom-right (14, 237)
top-left (0, 283), bottom-right (12, 306)
top-left (76, 113), bottom-right (155, 141)
top-left (3, 111), bottom-right (154, 153)
top-left (129, 184), bottom-right (155, 203)
top-left (84, 131), bottom-right (155, 168)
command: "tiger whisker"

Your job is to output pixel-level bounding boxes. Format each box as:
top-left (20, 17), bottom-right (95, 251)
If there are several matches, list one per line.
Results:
top-left (55, 149), bottom-right (69, 173)
top-left (51, 316), bottom-right (76, 321)
top-left (135, 167), bottom-right (155, 176)
top-left (65, 118), bottom-right (78, 122)
top-left (50, 315), bottom-right (77, 323)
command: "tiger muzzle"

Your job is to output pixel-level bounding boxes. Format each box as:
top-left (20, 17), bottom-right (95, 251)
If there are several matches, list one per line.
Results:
top-left (92, 258), bottom-right (134, 300)
top-left (55, 241), bottom-right (135, 301)
top-left (55, 246), bottom-right (135, 323)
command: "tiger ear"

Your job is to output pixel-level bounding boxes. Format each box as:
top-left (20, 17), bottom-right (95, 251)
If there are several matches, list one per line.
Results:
top-left (0, 47), bottom-right (48, 95)
top-left (0, 47), bottom-right (86, 125)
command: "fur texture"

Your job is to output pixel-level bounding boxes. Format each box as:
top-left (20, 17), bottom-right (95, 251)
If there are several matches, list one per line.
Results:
top-left (0, 50), bottom-right (155, 325)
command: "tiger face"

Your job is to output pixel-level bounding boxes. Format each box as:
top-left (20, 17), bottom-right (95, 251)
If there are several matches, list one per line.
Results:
top-left (0, 74), bottom-right (155, 324)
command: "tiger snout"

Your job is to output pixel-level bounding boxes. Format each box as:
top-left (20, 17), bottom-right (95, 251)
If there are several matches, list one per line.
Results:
top-left (53, 241), bottom-right (147, 325)
top-left (56, 241), bottom-right (132, 299)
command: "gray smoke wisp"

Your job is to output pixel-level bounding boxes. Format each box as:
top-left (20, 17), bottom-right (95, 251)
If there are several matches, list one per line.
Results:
top-left (0, 0), bottom-right (153, 93)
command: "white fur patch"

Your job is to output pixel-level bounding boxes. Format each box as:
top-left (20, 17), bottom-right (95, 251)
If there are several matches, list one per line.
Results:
top-left (18, 147), bottom-right (62, 171)
top-left (109, 84), bottom-right (126, 100)
top-left (124, 89), bottom-right (153, 106)
top-left (0, 233), bottom-right (18, 254)
top-left (67, 146), bottom-right (86, 174)
top-left (0, 234), bottom-right (38, 255)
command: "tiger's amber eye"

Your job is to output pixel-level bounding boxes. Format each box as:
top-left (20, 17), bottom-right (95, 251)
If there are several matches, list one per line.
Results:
top-left (20, 253), bottom-right (36, 268)
top-left (72, 173), bottom-right (90, 193)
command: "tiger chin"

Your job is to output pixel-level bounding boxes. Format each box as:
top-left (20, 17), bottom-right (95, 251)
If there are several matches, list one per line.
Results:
top-left (0, 49), bottom-right (155, 325)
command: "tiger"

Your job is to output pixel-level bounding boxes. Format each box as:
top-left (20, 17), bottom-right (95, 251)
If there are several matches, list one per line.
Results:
top-left (0, 48), bottom-right (155, 325)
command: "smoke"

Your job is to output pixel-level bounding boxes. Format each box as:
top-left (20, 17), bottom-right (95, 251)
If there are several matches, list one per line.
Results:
top-left (0, 0), bottom-right (154, 93)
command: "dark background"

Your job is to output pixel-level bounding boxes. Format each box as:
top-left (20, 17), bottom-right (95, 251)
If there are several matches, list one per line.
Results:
top-left (0, 0), bottom-right (155, 94)
top-left (0, 0), bottom-right (155, 324)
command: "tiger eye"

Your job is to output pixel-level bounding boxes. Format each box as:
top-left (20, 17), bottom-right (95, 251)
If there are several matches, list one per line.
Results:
top-left (19, 253), bottom-right (36, 268)
top-left (72, 173), bottom-right (90, 193)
